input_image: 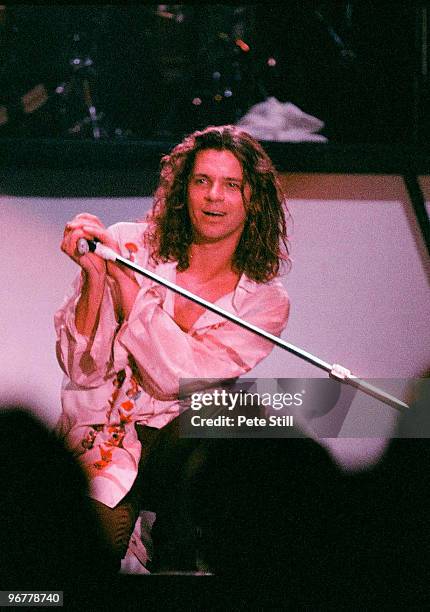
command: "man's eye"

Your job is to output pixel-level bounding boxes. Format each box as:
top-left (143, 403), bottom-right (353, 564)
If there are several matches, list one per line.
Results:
top-left (195, 178), bottom-right (207, 184)
top-left (228, 182), bottom-right (240, 189)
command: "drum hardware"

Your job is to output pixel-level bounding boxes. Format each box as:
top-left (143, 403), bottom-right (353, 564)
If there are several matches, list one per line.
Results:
top-left (67, 109), bottom-right (105, 136)
top-left (21, 83), bottom-right (48, 115)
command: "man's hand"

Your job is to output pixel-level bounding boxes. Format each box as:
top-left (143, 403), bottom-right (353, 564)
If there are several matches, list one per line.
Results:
top-left (79, 221), bottom-right (140, 321)
top-left (61, 213), bottom-right (112, 337)
top-left (78, 221), bottom-right (137, 285)
top-left (61, 213), bottom-right (107, 280)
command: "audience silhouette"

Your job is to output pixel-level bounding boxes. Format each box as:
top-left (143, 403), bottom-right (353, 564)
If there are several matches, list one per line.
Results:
top-left (1, 378), bottom-right (428, 607)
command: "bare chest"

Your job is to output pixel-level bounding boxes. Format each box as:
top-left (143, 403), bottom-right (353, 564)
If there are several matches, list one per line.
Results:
top-left (174, 271), bottom-right (239, 333)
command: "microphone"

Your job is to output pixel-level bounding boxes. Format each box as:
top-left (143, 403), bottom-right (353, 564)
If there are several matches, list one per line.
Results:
top-left (73, 240), bottom-right (407, 412)
top-left (77, 237), bottom-right (98, 255)
top-left (76, 238), bottom-right (118, 261)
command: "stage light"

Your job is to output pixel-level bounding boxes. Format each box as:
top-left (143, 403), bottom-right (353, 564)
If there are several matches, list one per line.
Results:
top-left (235, 39), bottom-right (250, 52)
top-left (192, 97), bottom-right (202, 105)
top-left (214, 94), bottom-right (222, 102)
top-left (224, 89), bottom-right (233, 97)
top-left (212, 72), bottom-right (221, 80)
top-left (267, 57), bottom-right (277, 67)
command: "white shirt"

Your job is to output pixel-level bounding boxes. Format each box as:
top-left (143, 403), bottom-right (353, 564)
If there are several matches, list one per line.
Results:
top-left (55, 222), bottom-right (290, 507)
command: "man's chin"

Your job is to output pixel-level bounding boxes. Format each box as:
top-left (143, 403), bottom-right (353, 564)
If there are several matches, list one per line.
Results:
top-left (192, 232), bottom-right (233, 246)
top-left (192, 226), bottom-right (244, 246)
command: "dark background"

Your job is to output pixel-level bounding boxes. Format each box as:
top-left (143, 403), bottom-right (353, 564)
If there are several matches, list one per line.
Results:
top-left (0, 3), bottom-right (428, 145)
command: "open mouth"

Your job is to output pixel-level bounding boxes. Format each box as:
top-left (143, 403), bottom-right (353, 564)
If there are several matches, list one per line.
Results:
top-left (203, 211), bottom-right (226, 217)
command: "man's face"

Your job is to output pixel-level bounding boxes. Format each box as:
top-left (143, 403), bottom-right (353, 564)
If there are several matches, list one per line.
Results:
top-left (187, 149), bottom-right (250, 245)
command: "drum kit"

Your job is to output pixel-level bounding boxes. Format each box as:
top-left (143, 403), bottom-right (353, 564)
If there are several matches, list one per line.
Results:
top-left (0, 6), bottom-right (119, 138)
top-left (0, 5), bottom-right (258, 140)
top-left (2, 4), bottom-right (422, 144)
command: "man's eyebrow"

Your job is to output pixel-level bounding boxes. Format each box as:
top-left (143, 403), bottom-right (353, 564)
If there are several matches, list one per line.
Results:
top-left (192, 172), bottom-right (243, 181)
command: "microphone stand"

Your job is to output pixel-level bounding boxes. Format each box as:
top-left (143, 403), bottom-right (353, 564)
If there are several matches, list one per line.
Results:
top-left (78, 238), bottom-right (410, 413)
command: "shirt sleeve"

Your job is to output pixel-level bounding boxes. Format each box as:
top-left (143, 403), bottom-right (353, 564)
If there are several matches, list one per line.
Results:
top-left (54, 222), bottom-right (149, 388)
top-left (116, 282), bottom-right (290, 400)
top-left (54, 271), bottom-right (119, 387)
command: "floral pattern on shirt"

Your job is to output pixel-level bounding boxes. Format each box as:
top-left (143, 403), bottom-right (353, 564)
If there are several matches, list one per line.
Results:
top-left (124, 242), bottom-right (138, 262)
top-left (84, 370), bottom-right (143, 471)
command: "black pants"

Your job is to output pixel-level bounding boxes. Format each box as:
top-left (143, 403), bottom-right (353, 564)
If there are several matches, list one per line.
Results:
top-left (91, 399), bottom-right (339, 575)
top-left (92, 417), bottom-right (203, 570)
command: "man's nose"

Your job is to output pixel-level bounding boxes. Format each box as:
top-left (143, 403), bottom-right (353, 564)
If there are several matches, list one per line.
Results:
top-left (206, 181), bottom-right (225, 200)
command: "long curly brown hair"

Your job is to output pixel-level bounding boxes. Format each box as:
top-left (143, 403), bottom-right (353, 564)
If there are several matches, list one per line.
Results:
top-left (145, 125), bottom-right (291, 282)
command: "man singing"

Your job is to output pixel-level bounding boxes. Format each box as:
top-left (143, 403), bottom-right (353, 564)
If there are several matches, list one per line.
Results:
top-left (55, 125), bottom-right (291, 569)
